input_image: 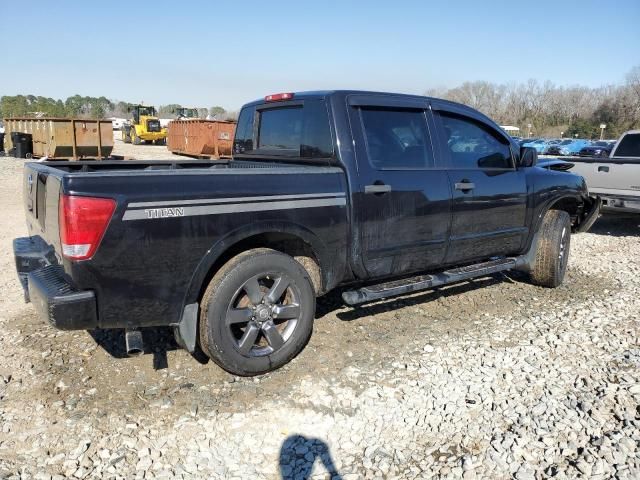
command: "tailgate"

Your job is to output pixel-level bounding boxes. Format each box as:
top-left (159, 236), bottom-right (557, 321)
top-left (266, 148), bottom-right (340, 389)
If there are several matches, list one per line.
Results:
top-left (569, 158), bottom-right (640, 198)
top-left (23, 163), bottom-right (63, 255)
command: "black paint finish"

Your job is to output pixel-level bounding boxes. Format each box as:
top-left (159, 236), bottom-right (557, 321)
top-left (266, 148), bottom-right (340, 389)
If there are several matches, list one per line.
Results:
top-left (16, 90), bottom-right (598, 330)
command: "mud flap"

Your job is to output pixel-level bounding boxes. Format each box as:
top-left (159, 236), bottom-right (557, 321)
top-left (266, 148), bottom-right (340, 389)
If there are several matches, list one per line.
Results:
top-left (174, 303), bottom-right (198, 353)
top-left (575, 196), bottom-right (601, 233)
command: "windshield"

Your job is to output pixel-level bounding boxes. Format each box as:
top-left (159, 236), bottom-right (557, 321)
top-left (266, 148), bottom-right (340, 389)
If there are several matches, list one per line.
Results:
top-left (138, 106), bottom-right (156, 116)
top-left (560, 140), bottom-right (572, 145)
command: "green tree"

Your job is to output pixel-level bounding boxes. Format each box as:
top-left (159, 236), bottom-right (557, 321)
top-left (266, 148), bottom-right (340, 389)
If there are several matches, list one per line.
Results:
top-left (209, 106), bottom-right (226, 118)
top-left (566, 118), bottom-right (599, 139)
top-left (158, 104), bottom-right (182, 117)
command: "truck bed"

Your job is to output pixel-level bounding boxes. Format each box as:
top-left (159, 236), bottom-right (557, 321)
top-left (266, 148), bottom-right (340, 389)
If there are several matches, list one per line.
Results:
top-left (21, 159), bottom-right (350, 329)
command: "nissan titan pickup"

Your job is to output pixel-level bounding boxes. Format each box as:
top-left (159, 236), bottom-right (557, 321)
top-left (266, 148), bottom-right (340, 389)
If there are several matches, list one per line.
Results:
top-left (14, 90), bottom-right (600, 375)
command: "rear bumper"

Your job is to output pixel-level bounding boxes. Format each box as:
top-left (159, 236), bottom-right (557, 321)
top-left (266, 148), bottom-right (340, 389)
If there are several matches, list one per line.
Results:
top-left (14, 236), bottom-right (98, 330)
top-left (600, 195), bottom-right (640, 214)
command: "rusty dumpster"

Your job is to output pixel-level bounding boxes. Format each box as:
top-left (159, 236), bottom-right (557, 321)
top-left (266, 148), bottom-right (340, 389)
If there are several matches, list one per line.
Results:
top-left (167, 119), bottom-right (236, 159)
top-left (3, 118), bottom-right (113, 159)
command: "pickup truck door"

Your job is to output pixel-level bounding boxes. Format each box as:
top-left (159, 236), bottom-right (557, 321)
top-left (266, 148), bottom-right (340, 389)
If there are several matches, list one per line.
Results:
top-left (432, 106), bottom-right (528, 265)
top-left (347, 95), bottom-right (451, 278)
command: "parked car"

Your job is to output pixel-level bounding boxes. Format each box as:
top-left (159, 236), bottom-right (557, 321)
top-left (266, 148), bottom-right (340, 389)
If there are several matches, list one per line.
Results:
top-left (13, 90), bottom-right (600, 376)
top-left (578, 141), bottom-right (614, 158)
top-left (545, 139), bottom-right (590, 156)
top-left (519, 137), bottom-right (540, 146)
top-left (569, 130), bottom-right (640, 214)
top-left (522, 138), bottom-right (548, 153)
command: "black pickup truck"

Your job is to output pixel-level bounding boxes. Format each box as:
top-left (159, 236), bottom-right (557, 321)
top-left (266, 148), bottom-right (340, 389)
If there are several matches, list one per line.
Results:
top-left (14, 90), bottom-right (600, 375)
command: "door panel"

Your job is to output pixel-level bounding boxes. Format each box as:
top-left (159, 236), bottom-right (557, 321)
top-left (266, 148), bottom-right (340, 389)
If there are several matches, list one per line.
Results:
top-left (446, 169), bottom-right (528, 264)
top-left (354, 172), bottom-right (451, 277)
top-left (435, 110), bottom-right (528, 265)
top-left (348, 97), bottom-right (451, 278)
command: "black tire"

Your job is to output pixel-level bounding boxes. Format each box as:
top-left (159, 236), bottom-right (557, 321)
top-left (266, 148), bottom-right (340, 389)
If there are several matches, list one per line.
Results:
top-left (199, 248), bottom-right (315, 376)
top-left (132, 131), bottom-right (141, 145)
top-left (529, 210), bottom-right (571, 288)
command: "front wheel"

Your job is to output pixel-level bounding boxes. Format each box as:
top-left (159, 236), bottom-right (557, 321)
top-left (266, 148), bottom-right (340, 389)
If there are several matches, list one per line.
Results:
top-left (199, 248), bottom-right (315, 376)
top-left (529, 210), bottom-right (571, 288)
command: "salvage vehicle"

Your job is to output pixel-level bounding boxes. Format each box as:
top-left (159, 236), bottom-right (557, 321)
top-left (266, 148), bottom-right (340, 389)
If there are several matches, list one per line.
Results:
top-left (545, 139), bottom-right (590, 156)
top-left (522, 138), bottom-right (549, 154)
top-left (578, 141), bottom-right (613, 158)
top-left (14, 90), bottom-right (600, 375)
top-left (568, 130), bottom-right (640, 214)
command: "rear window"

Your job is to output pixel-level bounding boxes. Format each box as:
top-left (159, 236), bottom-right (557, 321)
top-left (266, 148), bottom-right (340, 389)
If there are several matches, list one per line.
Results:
top-left (233, 99), bottom-right (333, 159)
top-left (614, 133), bottom-right (640, 157)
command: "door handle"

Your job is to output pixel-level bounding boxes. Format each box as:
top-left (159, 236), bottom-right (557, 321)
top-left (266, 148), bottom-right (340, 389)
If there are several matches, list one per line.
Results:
top-left (454, 181), bottom-right (475, 192)
top-left (598, 166), bottom-right (609, 172)
top-left (365, 184), bottom-right (392, 194)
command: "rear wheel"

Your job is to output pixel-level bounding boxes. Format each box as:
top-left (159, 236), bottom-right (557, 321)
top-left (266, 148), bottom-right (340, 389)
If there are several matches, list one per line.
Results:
top-left (199, 248), bottom-right (315, 376)
top-left (529, 210), bottom-right (571, 288)
top-left (154, 138), bottom-right (166, 145)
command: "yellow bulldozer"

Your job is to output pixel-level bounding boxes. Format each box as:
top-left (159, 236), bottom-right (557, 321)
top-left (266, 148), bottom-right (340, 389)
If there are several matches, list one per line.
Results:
top-left (122, 104), bottom-right (167, 145)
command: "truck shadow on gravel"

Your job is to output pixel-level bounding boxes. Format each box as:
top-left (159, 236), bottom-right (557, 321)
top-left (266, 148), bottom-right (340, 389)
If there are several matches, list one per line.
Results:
top-left (589, 214), bottom-right (639, 237)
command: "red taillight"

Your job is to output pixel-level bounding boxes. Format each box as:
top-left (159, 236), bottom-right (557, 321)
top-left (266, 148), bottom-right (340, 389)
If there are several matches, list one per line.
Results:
top-left (59, 195), bottom-right (116, 260)
top-left (264, 92), bottom-right (294, 102)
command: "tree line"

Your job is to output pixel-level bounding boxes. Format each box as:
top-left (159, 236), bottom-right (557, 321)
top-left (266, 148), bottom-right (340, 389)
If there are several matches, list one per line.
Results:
top-left (426, 66), bottom-right (640, 139)
top-left (2, 67), bottom-right (638, 138)
top-left (0, 95), bottom-right (234, 121)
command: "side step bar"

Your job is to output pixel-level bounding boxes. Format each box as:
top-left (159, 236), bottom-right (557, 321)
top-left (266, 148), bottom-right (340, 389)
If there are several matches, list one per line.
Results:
top-left (342, 257), bottom-right (519, 306)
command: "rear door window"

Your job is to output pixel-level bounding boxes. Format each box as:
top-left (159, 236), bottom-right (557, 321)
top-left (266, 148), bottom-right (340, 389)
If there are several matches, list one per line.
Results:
top-left (359, 108), bottom-right (433, 169)
top-left (440, 113), bottom-right (513, 169)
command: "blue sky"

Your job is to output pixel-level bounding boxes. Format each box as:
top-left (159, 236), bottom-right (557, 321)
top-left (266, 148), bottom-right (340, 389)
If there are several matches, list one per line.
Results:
top-left (2, 0), bottom-right (639, 110)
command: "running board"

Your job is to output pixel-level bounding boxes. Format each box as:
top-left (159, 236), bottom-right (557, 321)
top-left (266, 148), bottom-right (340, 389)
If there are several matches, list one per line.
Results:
top-left (342, 257), bottom-right (519, 306)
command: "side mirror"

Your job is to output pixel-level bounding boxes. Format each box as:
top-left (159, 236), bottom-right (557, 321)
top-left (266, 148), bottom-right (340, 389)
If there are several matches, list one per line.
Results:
top-left (519, 146), bottom-right (538, 168)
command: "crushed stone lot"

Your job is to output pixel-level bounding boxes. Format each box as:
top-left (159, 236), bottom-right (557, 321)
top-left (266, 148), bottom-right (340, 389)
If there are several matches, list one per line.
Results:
top-left (0, 147), bottom-right (639, 479)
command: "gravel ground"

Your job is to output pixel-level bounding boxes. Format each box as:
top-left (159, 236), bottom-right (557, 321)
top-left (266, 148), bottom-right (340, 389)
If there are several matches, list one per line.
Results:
top-left (0, 149), bottom-right (638, 480)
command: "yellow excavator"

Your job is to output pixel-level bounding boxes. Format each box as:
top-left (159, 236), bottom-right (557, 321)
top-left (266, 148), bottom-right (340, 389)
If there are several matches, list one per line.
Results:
top-left (122, 104), bottom-right (167, 145)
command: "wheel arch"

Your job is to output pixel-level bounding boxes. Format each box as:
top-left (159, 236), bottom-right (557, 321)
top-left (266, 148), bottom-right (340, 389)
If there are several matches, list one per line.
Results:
top-left (534, 193), bottom-right (589, 236)
top-left (183, 221), bottom-right (329, 309)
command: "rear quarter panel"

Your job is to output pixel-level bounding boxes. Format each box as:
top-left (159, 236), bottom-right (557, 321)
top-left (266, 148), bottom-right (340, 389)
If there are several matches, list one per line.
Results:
top-left (61, 166), bottom-right (349, 328)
